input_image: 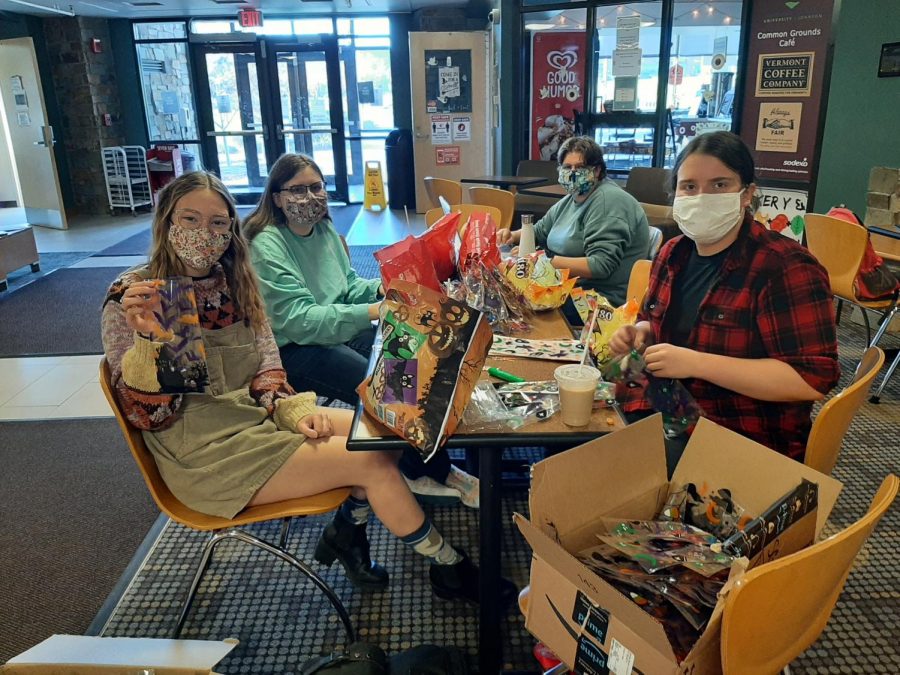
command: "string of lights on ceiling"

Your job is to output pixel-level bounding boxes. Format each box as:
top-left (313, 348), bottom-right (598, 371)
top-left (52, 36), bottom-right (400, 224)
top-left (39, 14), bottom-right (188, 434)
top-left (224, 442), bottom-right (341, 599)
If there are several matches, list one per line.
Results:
top-left (528, 3), bottom-right (737, 32)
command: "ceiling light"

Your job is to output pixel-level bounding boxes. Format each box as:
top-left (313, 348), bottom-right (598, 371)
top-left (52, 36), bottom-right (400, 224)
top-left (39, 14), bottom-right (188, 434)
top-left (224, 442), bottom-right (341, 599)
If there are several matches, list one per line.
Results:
top-left (723, 15), bottom-right (731, 23)
top-left (640, 20), bottom-right (655, 27)
top-left (708, 5), bottom-right (714, 14)
top-left (692, 9), bottom-right (699, 17)
top-left (8, 0), bottom-right (75, 14)
top-left (79, 1), bottom-right (117, 10)
top-left (525, 23), bottom-right (554, 31)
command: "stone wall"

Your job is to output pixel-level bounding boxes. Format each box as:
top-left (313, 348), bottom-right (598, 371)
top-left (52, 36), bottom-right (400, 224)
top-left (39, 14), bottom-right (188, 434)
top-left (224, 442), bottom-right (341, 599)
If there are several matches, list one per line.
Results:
top-left (865, 166), bottom-right (900, 228)
top-left (43, 16), bottom-right (124, 214)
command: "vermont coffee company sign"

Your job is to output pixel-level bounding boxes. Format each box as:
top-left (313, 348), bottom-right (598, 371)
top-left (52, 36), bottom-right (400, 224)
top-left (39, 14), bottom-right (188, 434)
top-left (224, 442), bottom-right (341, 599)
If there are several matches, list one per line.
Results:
top-left (739, 0), bottom-right (834, 183)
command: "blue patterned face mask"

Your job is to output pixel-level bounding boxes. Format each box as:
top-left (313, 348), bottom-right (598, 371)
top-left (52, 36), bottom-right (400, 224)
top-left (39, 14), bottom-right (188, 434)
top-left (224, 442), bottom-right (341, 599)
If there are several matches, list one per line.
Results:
top-left (558, 167), bottom-right (598, 196)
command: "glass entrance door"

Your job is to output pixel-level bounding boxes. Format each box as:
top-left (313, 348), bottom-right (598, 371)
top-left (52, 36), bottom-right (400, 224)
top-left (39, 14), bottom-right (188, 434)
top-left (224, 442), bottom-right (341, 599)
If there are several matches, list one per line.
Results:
top-left (193, 37), bottom-right (349, 203)
top-left (194, 44), bottom-right (270, 198)
top-left (267, 37), bottom-right (349, 202)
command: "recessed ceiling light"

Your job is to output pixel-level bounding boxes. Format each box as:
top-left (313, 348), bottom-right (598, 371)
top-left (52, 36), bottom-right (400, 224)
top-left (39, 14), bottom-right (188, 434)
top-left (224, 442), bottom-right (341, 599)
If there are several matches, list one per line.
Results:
top-left (525, 23), bottom-right (554, 31)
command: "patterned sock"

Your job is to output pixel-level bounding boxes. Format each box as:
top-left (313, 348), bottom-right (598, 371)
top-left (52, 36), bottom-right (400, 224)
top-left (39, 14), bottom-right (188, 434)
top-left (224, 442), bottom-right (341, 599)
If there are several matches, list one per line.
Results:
top-left (400, 519), bottom-right (463, 565)
top-left (338, 495), bottom-right (371, 525)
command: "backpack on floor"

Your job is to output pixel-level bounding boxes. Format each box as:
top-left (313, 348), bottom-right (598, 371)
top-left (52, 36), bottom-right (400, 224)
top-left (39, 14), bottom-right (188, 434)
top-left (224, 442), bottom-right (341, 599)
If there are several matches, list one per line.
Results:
top-left (826, 206), bottom-right (900, 300)
top-left (299, 641), bottom-right (469, 675)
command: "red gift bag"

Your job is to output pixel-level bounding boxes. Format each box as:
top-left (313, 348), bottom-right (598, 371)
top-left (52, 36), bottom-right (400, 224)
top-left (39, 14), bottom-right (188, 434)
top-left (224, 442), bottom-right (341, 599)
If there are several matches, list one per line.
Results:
top-left (458, 211), bottom-right (500, 273)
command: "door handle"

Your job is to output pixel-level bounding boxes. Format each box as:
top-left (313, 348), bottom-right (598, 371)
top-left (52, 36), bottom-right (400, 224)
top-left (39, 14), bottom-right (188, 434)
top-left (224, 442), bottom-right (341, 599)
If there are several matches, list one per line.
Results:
top-left (276, 124), bottom-right (338, 140)
top-left (34, 125), bottom-right (55, 147)
top-left (205, 129), bottom-right (268, 138)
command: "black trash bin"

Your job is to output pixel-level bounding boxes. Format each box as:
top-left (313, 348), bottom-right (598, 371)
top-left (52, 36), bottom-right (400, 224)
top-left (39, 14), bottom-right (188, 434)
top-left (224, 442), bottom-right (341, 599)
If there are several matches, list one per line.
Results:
top-left (385, 129), bottom-right (415, 210)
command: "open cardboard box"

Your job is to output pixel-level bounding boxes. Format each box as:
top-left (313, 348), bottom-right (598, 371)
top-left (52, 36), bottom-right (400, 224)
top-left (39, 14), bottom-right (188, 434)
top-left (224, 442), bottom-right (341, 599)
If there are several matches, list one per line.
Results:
top-left (514, 415), bottom-right (842, 675)
top-left (1, 635), bottom-right (238, 674)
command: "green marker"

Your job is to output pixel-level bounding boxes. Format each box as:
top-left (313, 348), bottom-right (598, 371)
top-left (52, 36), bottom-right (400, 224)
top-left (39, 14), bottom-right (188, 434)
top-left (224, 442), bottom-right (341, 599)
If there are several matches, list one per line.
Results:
top-left (487, 367), bottom-right (525, 383)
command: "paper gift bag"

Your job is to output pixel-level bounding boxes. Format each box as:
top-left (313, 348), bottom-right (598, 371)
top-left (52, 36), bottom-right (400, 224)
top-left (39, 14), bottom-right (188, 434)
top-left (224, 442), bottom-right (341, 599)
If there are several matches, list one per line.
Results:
top-left (373, 212), bottom-right (461, 293)
top-left (356, 279), bottom-right (493, 462)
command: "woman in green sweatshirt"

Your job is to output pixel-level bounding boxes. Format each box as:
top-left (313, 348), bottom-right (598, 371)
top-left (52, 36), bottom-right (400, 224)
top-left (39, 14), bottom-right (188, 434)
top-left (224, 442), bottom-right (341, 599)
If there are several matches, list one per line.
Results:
top-left (245, 154), bottom-right (479, 508)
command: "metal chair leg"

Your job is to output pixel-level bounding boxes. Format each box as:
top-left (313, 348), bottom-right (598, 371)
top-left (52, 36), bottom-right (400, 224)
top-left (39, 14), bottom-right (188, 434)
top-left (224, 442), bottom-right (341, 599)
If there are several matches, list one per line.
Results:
top-left (861, 307), bottom-right (872, 346)
top-left (173, 527), bottom-right (356, 643)
top-left (545, 664), bottom-right (569, 675)
top-left (278, 517), bottom-right (292, 549)
top-left (173, 529), bottom-right (228, 638)
top-left (870, 348), bottom-right (900, 403)
top-left (867, 304), bottom-right (898, 349)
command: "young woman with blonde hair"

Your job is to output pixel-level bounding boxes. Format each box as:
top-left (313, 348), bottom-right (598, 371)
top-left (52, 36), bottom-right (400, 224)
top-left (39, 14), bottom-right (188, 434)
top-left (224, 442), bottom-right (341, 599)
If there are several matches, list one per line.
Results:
top-left (101, 171), bottom-right (514, 604)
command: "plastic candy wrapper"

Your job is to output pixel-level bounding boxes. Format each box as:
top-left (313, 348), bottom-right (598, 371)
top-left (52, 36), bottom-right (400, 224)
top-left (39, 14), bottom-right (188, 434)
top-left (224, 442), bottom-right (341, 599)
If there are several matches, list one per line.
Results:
top-left (461, 381), bottom-right (558, 432)
top-left (373, 212), bottom-right (461, 293)
top-left (603, 349), bottom-right (704, 438)
top-left (597, 531), bottom-right (734, 577)
top-left (150, 276), bottom-right (209, 393)
top-left (593, 298), bottom-right (640, 366)
top-left (458, 211), bottom-right (501, 274)
top-left (496, 379), bottom-right (617, 405)
top-left (499, 251), bottom-right (577, 311)
top-left (443, 261), bottom-right (531, 334)
top-left (659, 483), bottom-right (751, 541)
top-left (357, 279), bottom-right (493, 462)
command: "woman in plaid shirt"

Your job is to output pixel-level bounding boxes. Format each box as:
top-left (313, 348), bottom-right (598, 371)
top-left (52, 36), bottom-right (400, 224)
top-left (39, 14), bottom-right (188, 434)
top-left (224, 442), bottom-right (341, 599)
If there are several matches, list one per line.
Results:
top-left (610, 132), bottom-right (839, 468)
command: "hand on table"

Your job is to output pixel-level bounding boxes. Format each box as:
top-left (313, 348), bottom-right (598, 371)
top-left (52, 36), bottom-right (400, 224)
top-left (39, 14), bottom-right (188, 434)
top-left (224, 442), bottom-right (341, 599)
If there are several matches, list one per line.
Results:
top-left (298, 412), bottom-right (334, 439)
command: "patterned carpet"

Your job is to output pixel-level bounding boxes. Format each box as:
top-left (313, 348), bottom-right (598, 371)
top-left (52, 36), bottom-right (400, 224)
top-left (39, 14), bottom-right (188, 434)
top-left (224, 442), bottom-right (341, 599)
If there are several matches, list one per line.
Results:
top-left (90, 314), bottom-right (900, 673)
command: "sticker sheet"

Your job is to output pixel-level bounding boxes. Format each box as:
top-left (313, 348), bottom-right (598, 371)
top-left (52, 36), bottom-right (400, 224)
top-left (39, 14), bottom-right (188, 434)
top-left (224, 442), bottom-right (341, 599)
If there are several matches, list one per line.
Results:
top-left (489, 335), bottom-right (584, 361)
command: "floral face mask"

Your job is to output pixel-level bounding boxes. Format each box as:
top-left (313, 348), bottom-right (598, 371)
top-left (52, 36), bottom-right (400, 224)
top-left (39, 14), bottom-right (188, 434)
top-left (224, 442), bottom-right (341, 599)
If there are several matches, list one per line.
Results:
top-left (168, 221), bottom-right (232, 271)
top-left (558, 167), bottom-right (598, 196)
top-left (282, 192), bottom-right (328, 230)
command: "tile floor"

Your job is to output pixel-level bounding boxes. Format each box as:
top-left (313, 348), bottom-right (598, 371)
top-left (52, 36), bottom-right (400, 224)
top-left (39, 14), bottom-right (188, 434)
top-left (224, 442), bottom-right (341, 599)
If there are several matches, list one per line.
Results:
top-left (0, 206), bottom-right (423, 422)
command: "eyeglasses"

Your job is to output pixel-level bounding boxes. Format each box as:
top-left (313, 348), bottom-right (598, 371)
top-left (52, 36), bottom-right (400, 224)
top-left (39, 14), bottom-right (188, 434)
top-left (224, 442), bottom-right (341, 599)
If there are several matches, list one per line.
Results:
top-left (173, 209), bottom-right (233, 233)
top-left (278, 181), bottom-right (327, 198)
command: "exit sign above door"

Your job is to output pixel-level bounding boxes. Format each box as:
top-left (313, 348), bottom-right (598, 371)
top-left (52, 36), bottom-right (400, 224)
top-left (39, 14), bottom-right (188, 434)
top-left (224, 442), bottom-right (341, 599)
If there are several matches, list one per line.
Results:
top-left (238, 9), bottom-right (263, 28)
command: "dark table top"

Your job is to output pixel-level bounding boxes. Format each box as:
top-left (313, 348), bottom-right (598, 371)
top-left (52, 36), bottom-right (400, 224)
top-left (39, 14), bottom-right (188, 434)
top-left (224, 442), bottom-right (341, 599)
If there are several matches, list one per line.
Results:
top-left (869, 225), bottom-right (900, 241)
top-left (518, 184), bottom-right (566, 199)
top-left (461, 175), bottom-right (548, 189)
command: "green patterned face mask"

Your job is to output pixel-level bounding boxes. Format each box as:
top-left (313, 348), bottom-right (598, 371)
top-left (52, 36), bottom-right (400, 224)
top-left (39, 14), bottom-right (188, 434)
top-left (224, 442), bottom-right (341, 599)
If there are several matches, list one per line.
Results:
top-left (558, 167), bottom-right (597, 196)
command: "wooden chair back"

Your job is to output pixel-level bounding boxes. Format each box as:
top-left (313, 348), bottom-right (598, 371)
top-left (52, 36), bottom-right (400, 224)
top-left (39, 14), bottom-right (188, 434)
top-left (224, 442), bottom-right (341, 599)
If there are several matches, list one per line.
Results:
top-left (804, 347), bottom-right (884, 474)
top-left (99, 359), bottom-right (349, 531)
top-left (424, 204), bottom-right (503, 236)
top-left (626, 259), bottom-right (652, 307)
top-left (721, 474), bottom-right (898, 675)
top-left (467, 187), bottom-right (515, 230)
top-left (423, 177), bottom-right (463, 210)
top-left (624, 167), bottom-right (672, 205)
top-left (804, 213), bottom-right (869, 301)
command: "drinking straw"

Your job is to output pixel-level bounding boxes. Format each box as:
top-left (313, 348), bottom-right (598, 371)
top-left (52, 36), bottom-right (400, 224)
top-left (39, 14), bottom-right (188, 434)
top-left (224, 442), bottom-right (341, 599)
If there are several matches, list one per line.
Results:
top-left (581, 307), bottom-right (600, 366)
top-left (403, 205), bottom-right (411, 229)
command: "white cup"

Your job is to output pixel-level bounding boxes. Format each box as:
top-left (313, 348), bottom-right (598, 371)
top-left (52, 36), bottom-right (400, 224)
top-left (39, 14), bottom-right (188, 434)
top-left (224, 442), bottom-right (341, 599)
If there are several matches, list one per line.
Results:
top-left (554, 364), bottom-right (602, 427)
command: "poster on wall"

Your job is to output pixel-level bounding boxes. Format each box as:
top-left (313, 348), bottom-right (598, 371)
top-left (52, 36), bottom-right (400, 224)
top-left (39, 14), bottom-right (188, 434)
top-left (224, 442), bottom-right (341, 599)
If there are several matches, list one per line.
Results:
top-left (756, 102), bottom-right (803, 152)
top-left (425, 50), bottom-right (472, 114)
top-left (430, 114), bottom-right (452, 144)
top-left (530, 31), bottom-right (586, 161)
top-left (739, 0), bottom-right (834, 183)
top-left (436, 146), bottom-right (460, 165)
top-left (452, 116), bottom-right (471, 142)
top-left (754, 186), bottom-right (808, 243)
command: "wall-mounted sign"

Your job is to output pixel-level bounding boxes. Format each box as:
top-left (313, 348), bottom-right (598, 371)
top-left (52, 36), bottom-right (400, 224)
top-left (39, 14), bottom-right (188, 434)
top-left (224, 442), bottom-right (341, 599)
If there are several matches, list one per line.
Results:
top-left (613, 76), bottom-right (638, 111)
top-left (435, 146), bottom-right (460, 165)
top-left (615, 15), bottom-right (640, 48)
top-left (424, 50), bottom-right (472, 114)
top-left (430, 114), bottom-right (451, 144)
top-left (754, 186), bottom-right (808, 243)
top-left (739, 0), bottom-right (833, 183)
top-left (530, 31), bottom-right (585, 160)
top-left (612, 48), bottom-right (642, 78)
top-left (755, 52), bottom-right (814, 97)
top-left (357, 81), bottom-right (375, 104)
top-left (238, 8), bottom-right (263, 28)
top-left (756, 102), bottom-right (803, 153)
top-left (161, 91), bottom-right (179, 115)
top-left (452, 116), bottom-right (471, 142)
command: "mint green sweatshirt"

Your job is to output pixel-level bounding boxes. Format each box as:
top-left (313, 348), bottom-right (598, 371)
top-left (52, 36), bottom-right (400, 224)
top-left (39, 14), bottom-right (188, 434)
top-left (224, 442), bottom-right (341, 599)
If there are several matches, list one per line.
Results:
top-left (250, 219), bottom-right (380, 347)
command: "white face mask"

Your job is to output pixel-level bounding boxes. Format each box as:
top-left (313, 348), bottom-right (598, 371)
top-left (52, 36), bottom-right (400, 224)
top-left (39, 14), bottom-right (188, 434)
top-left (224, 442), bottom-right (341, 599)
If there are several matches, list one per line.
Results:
top-left (673, 190), bottom-right (745, 245)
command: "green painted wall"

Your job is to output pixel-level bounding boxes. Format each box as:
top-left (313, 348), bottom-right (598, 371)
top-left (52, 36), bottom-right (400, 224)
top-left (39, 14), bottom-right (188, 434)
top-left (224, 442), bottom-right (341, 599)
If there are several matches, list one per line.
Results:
top-left (814, 0), bottom-right (900, 213)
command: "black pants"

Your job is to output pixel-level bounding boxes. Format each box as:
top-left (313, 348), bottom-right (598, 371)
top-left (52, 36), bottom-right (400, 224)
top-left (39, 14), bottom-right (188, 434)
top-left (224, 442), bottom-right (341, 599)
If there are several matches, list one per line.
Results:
top-left (624, 410), bottom-right (689, 479)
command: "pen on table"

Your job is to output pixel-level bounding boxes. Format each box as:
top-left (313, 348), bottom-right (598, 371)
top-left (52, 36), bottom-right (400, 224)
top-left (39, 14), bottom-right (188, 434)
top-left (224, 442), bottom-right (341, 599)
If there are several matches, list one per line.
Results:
top-left (486, 367), bottom-right (526, 383)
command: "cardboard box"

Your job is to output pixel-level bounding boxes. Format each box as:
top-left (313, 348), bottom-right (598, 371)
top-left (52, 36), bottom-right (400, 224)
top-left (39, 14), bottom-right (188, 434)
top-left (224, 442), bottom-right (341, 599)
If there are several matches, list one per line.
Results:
top-left (1, 635), bottom-right (238, 674)
top-left (515, 415), bottom-right (842, 675)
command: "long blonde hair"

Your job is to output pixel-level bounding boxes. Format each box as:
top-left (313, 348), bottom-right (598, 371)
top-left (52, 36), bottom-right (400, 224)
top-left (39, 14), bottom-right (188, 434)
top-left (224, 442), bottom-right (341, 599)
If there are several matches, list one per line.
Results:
top-left (149, 172), bottom-right (267, 328)
top-left (243, 153), bottom-right (328, 241)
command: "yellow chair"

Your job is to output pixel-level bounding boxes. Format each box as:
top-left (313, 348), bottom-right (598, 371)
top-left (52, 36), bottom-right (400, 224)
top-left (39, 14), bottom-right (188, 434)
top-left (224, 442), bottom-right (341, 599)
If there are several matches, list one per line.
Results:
top-left (625, 258), bottom-right (652, 307)
top-left (720, 474), bottom-right (898, 675)
top-left (99, 359), bottom-right (355, 641)
top-left (424, 204), bottom-right (503, 236)
top-left (804, 213), bottom-right (899, 347)
top-left (423, 177), bottom-right (463, 210)
top-left (467, 186), bottom-right (515, 230)
top-left (804, 346), bottom-right (884, 475)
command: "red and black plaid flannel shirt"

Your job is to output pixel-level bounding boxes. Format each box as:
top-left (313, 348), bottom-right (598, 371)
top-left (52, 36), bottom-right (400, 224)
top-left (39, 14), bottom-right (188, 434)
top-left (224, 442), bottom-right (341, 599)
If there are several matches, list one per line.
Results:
top-left (622, 216), bottom-right (840, 460)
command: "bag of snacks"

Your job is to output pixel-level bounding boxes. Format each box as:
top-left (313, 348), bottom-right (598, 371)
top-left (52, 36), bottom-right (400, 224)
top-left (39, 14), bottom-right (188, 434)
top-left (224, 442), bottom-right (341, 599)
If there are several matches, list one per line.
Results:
top-left (499, 251), bottom-right (577, 311)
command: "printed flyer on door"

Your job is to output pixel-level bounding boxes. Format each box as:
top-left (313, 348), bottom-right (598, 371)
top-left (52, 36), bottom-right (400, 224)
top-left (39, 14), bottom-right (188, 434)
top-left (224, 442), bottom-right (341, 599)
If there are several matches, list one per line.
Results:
top-left (530, 31), bottom-right (586, 161)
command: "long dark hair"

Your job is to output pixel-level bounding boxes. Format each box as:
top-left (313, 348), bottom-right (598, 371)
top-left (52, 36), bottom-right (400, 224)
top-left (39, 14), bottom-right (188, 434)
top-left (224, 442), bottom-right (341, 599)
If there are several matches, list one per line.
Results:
top-left (671, 131), bottom-right (755, 190)
top-left (243, 153), bottom-right (327, 240)
top-left (149, 171), bottom-right (267, 328)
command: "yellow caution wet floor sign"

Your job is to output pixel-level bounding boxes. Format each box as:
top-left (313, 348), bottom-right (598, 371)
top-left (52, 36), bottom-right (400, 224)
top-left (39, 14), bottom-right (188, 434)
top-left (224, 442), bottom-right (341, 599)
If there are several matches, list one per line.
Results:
top-left (363, 160), bottom-right (387, 211)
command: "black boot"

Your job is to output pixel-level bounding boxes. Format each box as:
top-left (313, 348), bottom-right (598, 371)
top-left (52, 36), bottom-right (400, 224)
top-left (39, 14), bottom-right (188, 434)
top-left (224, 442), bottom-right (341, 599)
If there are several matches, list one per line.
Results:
top-left (314, 515), bottom-right (389, 592)
top-left (429, 552), bottom-right (518, 608)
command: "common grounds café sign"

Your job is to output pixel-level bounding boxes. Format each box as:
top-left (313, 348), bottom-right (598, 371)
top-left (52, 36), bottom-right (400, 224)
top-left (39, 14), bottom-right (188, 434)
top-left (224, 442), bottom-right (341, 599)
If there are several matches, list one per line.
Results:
top-left (739, 0), bottom-right (834, 183)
